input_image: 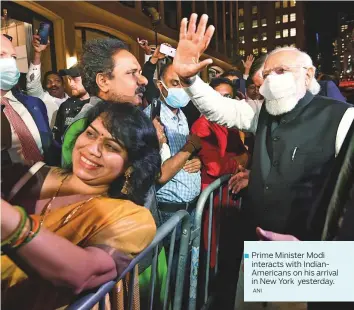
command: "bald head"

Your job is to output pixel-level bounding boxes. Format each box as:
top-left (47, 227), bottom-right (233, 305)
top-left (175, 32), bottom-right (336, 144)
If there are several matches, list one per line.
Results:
top-left (1, 35), bottom-right (16, 59)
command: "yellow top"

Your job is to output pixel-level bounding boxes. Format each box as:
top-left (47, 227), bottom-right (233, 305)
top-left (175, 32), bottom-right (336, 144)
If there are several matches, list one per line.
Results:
top-left (1, 196), bottom-right (156, 310)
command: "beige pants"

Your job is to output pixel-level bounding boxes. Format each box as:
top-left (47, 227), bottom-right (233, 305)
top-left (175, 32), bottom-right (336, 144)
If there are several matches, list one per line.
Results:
top-left (234, 258), bottom-right (307, 310)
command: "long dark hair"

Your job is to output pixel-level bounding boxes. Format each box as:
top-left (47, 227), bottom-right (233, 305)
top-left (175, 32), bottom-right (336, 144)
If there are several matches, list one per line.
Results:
top-left (71, 102), bottom-right (161, 205)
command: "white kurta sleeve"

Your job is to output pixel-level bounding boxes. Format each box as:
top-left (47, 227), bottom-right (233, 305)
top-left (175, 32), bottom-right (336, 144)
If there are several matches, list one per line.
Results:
top-left (26, 63), bottom-right (45, 100)
top-left (184, 76), bottom-right (259, 133)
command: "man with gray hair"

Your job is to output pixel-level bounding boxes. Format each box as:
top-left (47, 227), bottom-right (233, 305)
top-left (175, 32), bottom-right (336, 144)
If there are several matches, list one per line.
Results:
top-left (172, 14), bottom-right (354, 309)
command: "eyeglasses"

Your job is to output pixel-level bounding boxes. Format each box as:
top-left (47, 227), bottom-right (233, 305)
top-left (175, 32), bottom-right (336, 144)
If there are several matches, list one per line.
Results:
top-left (223, 94), bottom-right (233, 98)
top-left (262, 65), bottom-right (308, 79)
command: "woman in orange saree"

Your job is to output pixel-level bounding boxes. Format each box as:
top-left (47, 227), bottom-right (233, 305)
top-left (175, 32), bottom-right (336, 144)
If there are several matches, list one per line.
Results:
top-left (1, 102), bottom-right (161, 310)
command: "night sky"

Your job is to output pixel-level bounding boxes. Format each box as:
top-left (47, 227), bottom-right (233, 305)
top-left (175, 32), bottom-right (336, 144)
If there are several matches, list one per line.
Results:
top-left (305, 1), bottom-right (354, 73)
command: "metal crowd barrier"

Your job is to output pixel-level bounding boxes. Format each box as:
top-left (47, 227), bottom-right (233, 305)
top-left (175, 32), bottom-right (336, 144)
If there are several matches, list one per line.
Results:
top-left (189, 174), bottom-right (240, 310)
top-left (67, 210), bottom-right (191, 310)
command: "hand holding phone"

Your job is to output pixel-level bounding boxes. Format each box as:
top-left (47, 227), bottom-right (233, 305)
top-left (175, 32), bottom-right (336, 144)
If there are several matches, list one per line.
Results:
top-left (38, 22), bottom-right (50, 45)
top-left (160, 44), bottom-right (176, 58)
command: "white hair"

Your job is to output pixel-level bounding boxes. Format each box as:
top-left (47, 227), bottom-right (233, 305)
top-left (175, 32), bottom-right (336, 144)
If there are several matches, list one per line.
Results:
top-left (266, 47), bottom-right (321, 95)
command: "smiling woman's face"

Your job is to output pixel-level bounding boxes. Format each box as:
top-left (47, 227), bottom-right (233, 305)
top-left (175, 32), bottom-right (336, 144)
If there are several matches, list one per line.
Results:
top-left (72, 117), bottom-right (128, 186)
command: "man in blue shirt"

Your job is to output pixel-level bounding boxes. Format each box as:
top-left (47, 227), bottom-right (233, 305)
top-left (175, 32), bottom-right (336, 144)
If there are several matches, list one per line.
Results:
top-left (144, 63), bottom-right (202, 224)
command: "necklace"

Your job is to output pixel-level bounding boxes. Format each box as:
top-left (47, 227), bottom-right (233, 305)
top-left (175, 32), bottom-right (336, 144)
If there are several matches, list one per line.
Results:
top-left (39, 174), bottom-right (103, 227)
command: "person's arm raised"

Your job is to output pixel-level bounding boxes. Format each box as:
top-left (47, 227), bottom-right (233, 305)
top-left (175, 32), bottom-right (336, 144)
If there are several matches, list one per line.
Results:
top-left (173, 14), bottom-right (214, 85)
top-left (173, 14), bottom-right (258, 133)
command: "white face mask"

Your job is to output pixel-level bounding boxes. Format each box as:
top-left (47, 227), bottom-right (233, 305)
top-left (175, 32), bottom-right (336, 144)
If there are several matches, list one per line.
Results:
top-left (0, 58), bottom-right (20, 91)
top-left (260, 72), bottom-right (306, 116)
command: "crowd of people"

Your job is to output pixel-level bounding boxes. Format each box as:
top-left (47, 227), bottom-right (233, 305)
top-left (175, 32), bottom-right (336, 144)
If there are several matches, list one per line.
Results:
top-left (1, 12), bottom-right (354, 310)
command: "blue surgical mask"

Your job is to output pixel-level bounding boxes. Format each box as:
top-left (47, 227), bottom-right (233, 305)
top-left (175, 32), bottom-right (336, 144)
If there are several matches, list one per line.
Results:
top-left (160, 81), bottom-right (190, 109)
top-left (0, 58), bottom-right (20, 90)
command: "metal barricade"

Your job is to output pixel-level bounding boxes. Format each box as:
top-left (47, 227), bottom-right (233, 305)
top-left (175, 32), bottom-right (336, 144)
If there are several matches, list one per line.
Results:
top-left (68, 210), bottom-right (191, 310)
top-left (189, 174), bottom-right (240, 310)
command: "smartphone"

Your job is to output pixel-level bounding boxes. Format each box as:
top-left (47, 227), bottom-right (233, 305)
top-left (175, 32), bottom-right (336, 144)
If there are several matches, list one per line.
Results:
top-left (160, 44), bottom-right (176, 58)
top-left (150, 98), bottom-right (161, 120)
top-left (38, 22), bottom-right (50, 45)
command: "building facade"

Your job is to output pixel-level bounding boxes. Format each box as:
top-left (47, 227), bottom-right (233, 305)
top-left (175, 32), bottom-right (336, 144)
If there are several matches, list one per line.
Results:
top-left (237, 0), bottom-right (305, 57)
top-left (1, 0), bottom-right (244, 84)
top-left (334, 13), bottom-right (354, 78)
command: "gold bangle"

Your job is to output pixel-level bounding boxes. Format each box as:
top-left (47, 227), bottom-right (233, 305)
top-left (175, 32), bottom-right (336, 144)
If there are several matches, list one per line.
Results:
top-left (11, 218), bottom-right (32, 249)
top-left (1, 206), bottom-right (28, 247)
top-left (18, 215), bottom-right (41, 248)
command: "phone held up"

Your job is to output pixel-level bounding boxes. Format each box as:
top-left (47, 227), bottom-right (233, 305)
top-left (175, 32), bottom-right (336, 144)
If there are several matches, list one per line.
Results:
top-left (159, 44), bottom-right (176, 58)
top-left (38, 22), bottom-right (50, 45)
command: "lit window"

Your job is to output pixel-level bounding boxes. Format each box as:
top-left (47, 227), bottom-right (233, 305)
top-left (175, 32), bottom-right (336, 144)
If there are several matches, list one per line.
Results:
top-left (239, 8), bottom-right (244, 17)
top-left (253, 48), bottom-right (259, 56)
top-left (261, 47), bottom-right (268, 54)
top-left (290, 28), bottom-right (296, 36)
top-left (239, 36), bottom-right (245, 44)
top-left (276, 31), bottom-right (281, 39)
top-left (252, 6), bottom-right (258, 14)
top-left (290, 13), bottom-right (296, 22)
top-left (239, 22), bottom-right (245, 30)
top-left (283, 15), bottom-right (288, 23)
top-left (262, 32), bottom-right (267, 41)
top-left (261, 18), bottom-right (267, 26)
top-left (283, 1), bottom-right (288, 8)
top-left (239, 49), bottom-right (245, 56)
top-left (252, 20), bottom-right (258, 28)
top-left (290, 0), bottom-right (296, 7)
top-left (283, 29), bottom-right (289, 37)
top-left (275, 1), bottom-right (280, 8)
top-left (253, 35), bottom-right (258, 42)
top-left (276, 16), bottom-right (281, 24)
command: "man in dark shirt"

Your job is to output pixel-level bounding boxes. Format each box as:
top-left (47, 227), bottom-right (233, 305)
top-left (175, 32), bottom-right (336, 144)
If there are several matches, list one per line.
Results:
top-left (53, 65), bottom-right (90, 144)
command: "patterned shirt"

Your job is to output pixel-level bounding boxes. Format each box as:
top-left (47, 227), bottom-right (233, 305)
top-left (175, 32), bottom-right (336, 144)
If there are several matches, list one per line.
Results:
top-left (144, 100), bottom-right (201, 203)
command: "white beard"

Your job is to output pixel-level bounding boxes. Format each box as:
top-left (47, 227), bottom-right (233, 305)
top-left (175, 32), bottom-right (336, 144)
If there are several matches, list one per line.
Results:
top-left (260, 72), bottom-right (307, 116)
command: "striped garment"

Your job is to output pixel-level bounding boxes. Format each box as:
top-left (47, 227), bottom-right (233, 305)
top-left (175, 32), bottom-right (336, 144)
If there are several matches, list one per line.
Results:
top-left (144, 100), bottom-right (201, 203)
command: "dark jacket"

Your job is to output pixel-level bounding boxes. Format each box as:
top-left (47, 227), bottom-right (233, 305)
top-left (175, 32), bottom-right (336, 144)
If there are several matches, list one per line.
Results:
top-left (53, 97), bottom-right (90, 144)
top-left (242, 92), bottom-right (350, 241)
top-left (12, 90), bottom-right (61, 166)
top-left (318, 80), bottom-right (347, 102)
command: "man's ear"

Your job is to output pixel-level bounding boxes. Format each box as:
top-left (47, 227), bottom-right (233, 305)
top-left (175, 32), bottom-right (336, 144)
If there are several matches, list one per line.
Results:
top-left (96, 73), bottom-right (110, 93)
top-left (305, 67), bottom-right (315, 87)
top-left (155, 80), bottom-right (163, 93)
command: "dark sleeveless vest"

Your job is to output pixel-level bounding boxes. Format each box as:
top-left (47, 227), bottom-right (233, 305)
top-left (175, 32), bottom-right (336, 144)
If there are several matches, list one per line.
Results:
top-left (242, 92), bottom-right (350, 240)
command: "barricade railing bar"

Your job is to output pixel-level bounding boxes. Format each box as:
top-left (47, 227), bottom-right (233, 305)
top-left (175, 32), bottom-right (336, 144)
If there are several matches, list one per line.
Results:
top-left (189, 174), bottom-right (238, 310)
top-left (67, 210), bottom-right (191, 310)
